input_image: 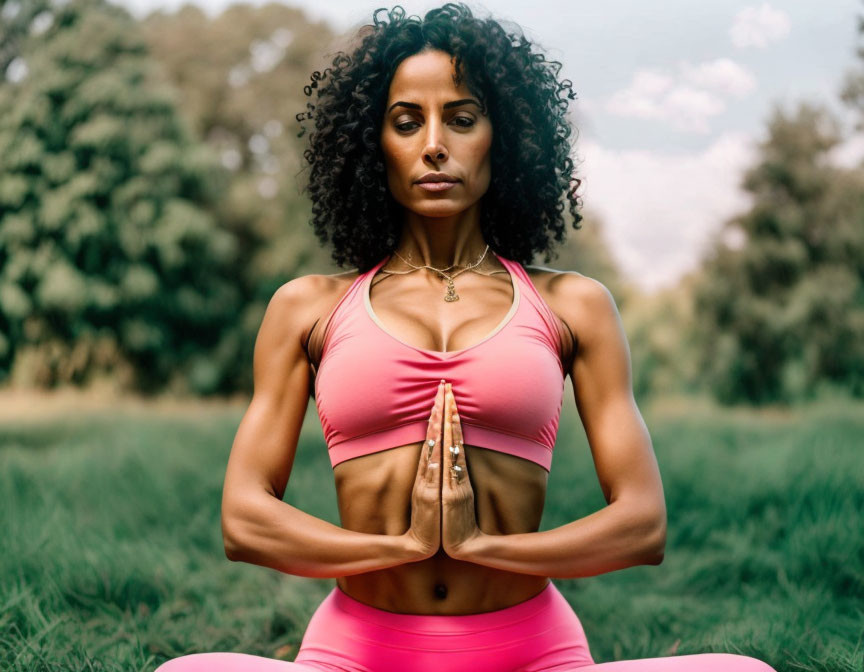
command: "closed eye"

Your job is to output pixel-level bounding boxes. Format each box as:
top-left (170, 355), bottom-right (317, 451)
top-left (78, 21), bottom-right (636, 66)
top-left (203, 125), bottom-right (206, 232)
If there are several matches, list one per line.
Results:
top-left (395, 116), bottom-right (475, 132)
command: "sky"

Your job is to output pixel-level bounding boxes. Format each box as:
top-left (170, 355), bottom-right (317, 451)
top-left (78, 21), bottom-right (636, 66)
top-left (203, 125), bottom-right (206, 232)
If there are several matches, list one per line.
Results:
top-left (115, 0), bottom-right (864, 290)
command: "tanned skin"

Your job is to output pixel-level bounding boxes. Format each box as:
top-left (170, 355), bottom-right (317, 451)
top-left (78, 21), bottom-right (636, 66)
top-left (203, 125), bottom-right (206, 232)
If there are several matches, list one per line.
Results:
top-left (221, 49), bottom-right (666, 615)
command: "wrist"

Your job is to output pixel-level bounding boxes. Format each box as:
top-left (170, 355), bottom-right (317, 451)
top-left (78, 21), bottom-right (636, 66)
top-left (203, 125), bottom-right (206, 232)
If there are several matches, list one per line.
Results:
top-left (448, 530), bottom-right (489, 562)
top-left (399, 531), bottom-right (436, 562)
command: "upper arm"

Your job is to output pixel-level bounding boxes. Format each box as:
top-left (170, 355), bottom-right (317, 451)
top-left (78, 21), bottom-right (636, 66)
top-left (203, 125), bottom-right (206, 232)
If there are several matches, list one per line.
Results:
top-left (557, 273), bottom-right (665, 524)
top-left (222, 275), bottom-right (322, 534)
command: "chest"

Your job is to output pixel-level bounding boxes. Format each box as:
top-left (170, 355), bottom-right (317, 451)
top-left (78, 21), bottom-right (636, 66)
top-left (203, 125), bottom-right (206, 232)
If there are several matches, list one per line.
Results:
top-left (364, 270), bottom-right (517, 355)
top-left (307, 267), bottom-right (574, 383)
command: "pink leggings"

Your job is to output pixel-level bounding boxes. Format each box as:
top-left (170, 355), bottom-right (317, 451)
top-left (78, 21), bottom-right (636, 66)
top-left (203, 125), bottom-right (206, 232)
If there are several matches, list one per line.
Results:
top-left (154, 582), bottom-right (776, 672)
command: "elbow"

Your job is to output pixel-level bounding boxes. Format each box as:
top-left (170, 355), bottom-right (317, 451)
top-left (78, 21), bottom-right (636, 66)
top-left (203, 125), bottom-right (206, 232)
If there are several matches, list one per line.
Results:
top-left (642, 512), bottom-right (667, 565)
top-left (221, 490), bottom-right (261, 562)
top-left (622, 499), bottom-right (666, 566)
top-left (224, 540), bottom-right (242, 562)
top-left (645, 547), bottom-right (665, 566)
top-left (221, 514), bottom-right (246, 562)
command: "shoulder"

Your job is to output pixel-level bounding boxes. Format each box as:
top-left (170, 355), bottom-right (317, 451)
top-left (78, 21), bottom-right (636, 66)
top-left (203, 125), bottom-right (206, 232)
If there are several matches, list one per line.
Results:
top-left (273, 269), bottom-right (360, 303)
top-left (523, 265), bottom-right (621, 351)
top-left (266, 270), bottom-right (361, 344)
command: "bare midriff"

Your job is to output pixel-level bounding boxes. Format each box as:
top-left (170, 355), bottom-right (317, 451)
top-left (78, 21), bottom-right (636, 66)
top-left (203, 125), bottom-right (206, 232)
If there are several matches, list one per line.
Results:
top-left (307, 266), bottom-right (570, 615)
top-left (333, 440), bottom-right (551, 615)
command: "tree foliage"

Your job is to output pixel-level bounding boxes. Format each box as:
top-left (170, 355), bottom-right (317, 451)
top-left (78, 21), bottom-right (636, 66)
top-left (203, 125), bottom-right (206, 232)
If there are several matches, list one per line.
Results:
top-left (138, 3), bottom-right (344, 391)
top-left (0, 0), bottom-right (243, 394)
top-left (692, 102), bottom-right (864, 405)
top-left (139, 1), bottom-right (339, 286)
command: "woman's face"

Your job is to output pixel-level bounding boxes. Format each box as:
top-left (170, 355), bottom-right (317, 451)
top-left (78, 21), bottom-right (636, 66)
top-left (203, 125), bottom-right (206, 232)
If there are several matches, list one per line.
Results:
top-left (380, 49), bottom-right (493, 218)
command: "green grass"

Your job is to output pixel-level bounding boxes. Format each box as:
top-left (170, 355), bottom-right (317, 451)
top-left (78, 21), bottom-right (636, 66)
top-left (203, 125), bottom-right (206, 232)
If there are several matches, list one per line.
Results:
top-left (0, 393), bottom-right (861, 671)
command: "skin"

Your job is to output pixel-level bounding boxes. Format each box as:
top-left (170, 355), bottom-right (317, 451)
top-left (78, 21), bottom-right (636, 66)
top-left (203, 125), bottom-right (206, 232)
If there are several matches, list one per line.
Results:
top-left (220, 48), bottom-right (666, 616)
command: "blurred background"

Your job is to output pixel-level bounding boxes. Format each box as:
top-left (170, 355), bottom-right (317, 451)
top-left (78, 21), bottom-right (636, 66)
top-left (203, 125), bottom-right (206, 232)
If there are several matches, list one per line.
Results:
top-left (0, 1), bottom-right (862, 671)
top-left (1, 0), bottom-right (862, 404)
top-left (0, 0), bottom-right (864, 404)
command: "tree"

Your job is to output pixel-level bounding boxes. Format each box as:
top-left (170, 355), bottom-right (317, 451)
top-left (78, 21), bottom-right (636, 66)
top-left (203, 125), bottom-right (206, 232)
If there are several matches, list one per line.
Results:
top-left (621, 273), bottom-right (703, 404)
top-left (0, 0), bottom-right (243, 394)
top-left (692, 101), bottom-right (864, 405)
top-left (139, 3), bottom-right (341, 390)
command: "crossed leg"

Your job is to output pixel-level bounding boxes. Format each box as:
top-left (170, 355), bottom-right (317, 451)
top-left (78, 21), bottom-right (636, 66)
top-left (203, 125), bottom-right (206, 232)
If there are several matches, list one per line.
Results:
top-left (153, 652), bottom-right (334, 671)
top-left (153, 650), bottom-right (777, 672)
top-left (560, 653), bottom-right (777, 671)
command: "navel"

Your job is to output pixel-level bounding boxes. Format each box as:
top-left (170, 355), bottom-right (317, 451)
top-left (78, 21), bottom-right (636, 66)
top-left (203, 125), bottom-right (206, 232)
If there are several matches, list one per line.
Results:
top-left (433, 582), bottom-right (448, 600)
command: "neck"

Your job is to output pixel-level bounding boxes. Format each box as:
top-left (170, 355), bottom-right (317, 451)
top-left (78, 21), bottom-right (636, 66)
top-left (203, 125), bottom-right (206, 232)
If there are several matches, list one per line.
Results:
top-left (392, 203), bottom-right (489, 269)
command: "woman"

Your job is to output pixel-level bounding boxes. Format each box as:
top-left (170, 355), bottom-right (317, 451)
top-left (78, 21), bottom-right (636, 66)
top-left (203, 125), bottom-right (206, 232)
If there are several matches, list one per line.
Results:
top-left (156, 4), bottom-right (777, 671)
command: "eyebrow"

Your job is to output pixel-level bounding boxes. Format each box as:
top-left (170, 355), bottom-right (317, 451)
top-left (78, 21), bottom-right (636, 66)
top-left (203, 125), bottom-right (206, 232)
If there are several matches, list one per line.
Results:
top-left (386, 98), bottom-right (481, 114)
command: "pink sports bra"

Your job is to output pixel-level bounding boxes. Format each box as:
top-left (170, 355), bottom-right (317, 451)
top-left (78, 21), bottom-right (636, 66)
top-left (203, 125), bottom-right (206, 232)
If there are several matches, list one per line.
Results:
top-left (314, 251), bottom-right (566, 471)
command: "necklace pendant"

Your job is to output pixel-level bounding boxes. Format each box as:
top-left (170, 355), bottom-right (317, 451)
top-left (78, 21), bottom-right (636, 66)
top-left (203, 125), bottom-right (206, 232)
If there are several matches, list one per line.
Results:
top-left (444, 278), bottom-right (459, 302)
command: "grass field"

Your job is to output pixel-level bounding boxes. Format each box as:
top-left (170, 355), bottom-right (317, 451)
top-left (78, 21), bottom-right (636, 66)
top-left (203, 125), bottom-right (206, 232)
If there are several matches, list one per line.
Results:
top-left (0, 389), bottom-right (861, 671)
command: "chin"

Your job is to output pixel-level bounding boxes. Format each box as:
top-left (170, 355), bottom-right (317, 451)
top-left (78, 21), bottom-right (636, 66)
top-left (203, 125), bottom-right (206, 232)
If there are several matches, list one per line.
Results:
top-left (410, 203), bottom-right (467, 218)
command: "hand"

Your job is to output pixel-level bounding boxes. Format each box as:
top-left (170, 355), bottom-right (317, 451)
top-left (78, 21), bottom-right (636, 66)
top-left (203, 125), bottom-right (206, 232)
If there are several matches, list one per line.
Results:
top-left (441, 383), bottom-right (483, 559)
top-left (401, 380), bottom-right (446, 561)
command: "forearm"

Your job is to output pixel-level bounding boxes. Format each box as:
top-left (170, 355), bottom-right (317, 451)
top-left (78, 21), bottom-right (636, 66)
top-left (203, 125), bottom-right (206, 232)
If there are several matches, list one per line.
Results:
top-left (223, 494), bottom-right (421, 579)
top-left (456, 499), bottom-right (665, 578)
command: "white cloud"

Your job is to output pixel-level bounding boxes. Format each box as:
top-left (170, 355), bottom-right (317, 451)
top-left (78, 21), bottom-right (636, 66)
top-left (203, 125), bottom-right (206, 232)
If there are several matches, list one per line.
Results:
top-left (605, 59), bottom-right (755, 134)
top-left (730, 3), bottom-right (791, 49)
top-left (576, 132), bottom-right (758, 291)
top-left (679, 58), bottom-right (757, 97)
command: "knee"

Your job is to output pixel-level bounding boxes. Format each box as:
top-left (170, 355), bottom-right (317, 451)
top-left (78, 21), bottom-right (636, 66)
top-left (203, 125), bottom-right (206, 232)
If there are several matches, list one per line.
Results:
top-left (720, 653), bottom-right (777, 672)
top-left (153, 657), bottom-right (182, 672)
top-left (153, 657), bottom-right (187, 672)
top-left (153, 652), bottom-right (316, 671)
top-left (153, 653), bottom-right (217, 671)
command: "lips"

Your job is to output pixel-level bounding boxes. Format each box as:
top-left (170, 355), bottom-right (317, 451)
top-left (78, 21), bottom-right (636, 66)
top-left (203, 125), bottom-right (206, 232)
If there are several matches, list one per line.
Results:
top-left (416, 172), bottom-right (460, 184)
top-left (417, 181), bottom-right (458, 192)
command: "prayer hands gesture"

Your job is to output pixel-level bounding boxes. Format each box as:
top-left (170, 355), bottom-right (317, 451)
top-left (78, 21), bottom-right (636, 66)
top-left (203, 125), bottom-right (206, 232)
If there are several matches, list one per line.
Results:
top-left (402, 381), bottom-right (481, 561)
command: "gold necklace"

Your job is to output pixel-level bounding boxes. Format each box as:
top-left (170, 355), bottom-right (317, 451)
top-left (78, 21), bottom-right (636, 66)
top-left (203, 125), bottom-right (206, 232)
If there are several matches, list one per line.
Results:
top-left (382, 244), bottom-right (491, 302)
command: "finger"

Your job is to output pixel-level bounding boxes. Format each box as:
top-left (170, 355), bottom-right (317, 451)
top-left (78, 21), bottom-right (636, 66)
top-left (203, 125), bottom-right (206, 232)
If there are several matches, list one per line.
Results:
top-left (443, 383), bottom-right (467, 489)
top-left (428, 381), bottom-right (446, 458)
top-left (424, 381), bottom-right (446, 487)
top-left (449, 394), bottom-right (471, 489)
top-left (442, 383), bottom-right (453, 486)
top-left (415, 381), bottom-right (445, 487)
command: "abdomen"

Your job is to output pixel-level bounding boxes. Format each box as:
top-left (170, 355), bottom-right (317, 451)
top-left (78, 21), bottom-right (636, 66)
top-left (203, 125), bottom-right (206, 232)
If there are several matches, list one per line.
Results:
top-left (333, 442), bottom-right (550, 614)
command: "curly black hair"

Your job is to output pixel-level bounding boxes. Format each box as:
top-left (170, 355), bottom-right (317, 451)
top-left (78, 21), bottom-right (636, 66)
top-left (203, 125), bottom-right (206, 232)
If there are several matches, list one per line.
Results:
top-left (295, 2), bottom-right (583, 272)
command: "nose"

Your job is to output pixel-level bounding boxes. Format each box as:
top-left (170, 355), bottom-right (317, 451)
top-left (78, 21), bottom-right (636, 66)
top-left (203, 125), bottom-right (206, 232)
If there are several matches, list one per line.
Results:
top-left (423, 120), bottom-right (448, 163)
top-left (424, 145), bottom-right (447, 162)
